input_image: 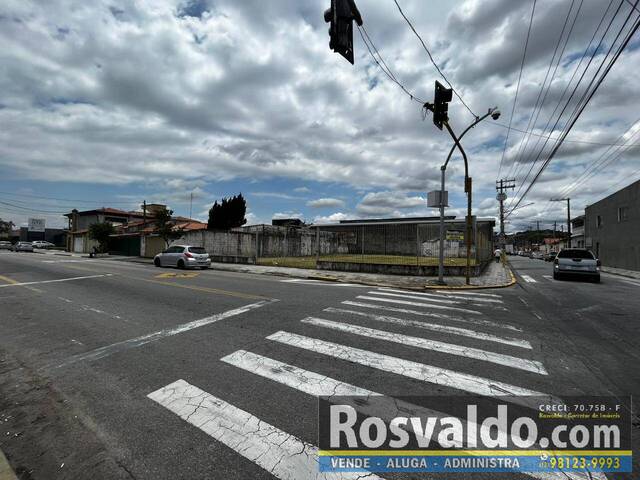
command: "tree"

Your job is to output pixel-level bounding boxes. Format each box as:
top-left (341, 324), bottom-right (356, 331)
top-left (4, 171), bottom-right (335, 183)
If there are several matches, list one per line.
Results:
top-left (88, 222), bottom-right (115, 253)
top-left (0, 218), bottom-right (14, 236)
top-left (207, 193), bottom-right (247, 230)
top-left (155, 207), bottom-right (183, 247)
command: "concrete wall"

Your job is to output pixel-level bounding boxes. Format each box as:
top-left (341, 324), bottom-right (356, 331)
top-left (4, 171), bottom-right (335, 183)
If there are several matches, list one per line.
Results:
top-left (173, 230), bottom-right (256, 258)
top-left (585, 180), bottom-right (640, 271)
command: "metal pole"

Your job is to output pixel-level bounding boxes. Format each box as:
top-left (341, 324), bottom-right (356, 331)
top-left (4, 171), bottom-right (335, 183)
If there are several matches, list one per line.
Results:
top-left (438, 166), bottom-right (446, 284)
top-left (566, 198), bottom-right (571, 247)
top-left (444, 121), bottom-right (472, 285)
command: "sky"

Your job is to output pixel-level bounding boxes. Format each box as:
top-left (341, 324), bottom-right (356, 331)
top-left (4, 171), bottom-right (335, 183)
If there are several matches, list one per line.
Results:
top-left (0, 0), bottom-right (639, 232)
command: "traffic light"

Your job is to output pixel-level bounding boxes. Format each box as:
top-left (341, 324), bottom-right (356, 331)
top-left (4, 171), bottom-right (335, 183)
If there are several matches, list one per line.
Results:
top-left (324, 0), bottom-right (363, 65)
top-left (433, 80), bottom-right (453, 130)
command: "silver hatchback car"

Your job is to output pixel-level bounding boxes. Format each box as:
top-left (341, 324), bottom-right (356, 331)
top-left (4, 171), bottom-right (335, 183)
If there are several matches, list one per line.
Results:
top-left (553, 248), bottom-right (600, 282)
top-left (154, 245), bottom-right (211, 269)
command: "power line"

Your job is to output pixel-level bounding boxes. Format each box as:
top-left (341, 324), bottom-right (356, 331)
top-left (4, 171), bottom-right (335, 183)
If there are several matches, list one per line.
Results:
top-left (0, 190), bottom-right (135, 205)
top-left (502, 0), bottom-right (582, 181)
top-left (356, 25), bottom-right (425, 104)
top-left (391, 0), bottom-right (477, 118)
top-left (497, 0), bottom-right (537, 179)
top-left (507, 6), bottom-right (640, 217)
top-left (507, 0), bottom-right (629, 214)
top-left (0, 200), bottom-right (67, 214)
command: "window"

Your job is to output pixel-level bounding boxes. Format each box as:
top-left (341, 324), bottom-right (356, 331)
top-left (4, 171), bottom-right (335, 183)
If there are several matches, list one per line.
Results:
top-left (618, 206), bottom-right (628, 222)
top-left (557, 249), bottom-right (594, 259)
top-left (188, 247), bottom-right (207, 254)
top-left (596, 215), bottom-right (603, 228)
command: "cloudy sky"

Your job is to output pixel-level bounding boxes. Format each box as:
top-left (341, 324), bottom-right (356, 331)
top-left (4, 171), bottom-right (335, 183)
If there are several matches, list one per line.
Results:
top-left (1, 0), bottom-right (639, 232)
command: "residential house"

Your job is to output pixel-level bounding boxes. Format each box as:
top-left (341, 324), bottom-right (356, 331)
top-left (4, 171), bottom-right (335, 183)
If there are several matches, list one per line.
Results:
top-left (571, 215), bottom-right (585, 248)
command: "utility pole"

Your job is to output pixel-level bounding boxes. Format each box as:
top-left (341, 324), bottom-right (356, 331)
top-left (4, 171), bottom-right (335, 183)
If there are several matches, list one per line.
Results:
top-left (496, 179), bottom-right (515, 249)
top-left (550, 198), bottom-right (571, 247)
top-left (189, 192), bottom-right (193, 220)
top-left (143, 200), bottom-right (147, 226)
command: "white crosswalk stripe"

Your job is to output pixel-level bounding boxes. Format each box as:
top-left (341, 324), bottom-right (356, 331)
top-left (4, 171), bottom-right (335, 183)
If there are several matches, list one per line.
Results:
top-left (379, 288), bottom-right (504, 304)
top-left (342, 300), bottom-right (522, 332)
top-left (148, 379), bottom-right (381, 480)
top-left (266, 331), bottom-right (557, 408)
top-left (356, 295), bottom-right (482, 315)
top-left (324, 307), bottom-right (531, 348)
top-left (366, 290), bottom-right (462, 305)
top-left (521, 274), bottom-right (537, 283)
top-left (301, 317), bottom-right (546, 374)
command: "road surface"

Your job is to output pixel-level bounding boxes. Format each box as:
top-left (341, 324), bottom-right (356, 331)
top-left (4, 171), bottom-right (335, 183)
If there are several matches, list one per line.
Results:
top-left (0, 252), bottom-right (638, 479)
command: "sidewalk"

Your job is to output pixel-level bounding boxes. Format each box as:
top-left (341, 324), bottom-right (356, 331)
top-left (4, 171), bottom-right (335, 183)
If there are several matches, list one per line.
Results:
top-left (105, 255), bottom-right (515, 290)
top-left (0, 450), bottom-right (17, 480)
top-left (601, 265), bottom-right (640, 280)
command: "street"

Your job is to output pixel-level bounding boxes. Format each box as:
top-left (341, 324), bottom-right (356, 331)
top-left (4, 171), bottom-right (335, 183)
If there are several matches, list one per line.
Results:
top-left (0, 252), bottom-right (637, 479)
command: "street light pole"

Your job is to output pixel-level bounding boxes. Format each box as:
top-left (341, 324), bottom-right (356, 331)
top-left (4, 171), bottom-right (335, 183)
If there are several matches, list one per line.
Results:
top-left (437, 108), bottom-right (500, 285)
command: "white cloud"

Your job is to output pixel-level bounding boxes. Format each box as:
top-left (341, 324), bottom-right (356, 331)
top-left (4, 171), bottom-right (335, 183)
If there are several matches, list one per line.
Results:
top-left (312, 212), bottom-right (354, 224)
top-left (306, 197), bottom-right (345, 208)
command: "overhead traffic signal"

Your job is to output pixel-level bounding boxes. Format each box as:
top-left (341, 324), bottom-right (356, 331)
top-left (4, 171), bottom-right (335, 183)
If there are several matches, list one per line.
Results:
top-left (324, 0), bottom-right (363, 64)
top-left (433, 80), bottom-right (453, 130)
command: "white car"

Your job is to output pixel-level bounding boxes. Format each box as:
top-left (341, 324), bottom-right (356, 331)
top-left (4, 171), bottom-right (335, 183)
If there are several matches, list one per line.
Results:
top-left (154, 245), bottom-right (211, 269)
top-left (32, 240), bottom-right (55, 249)
top-left (13, 242), bottom-right (34, 252)
top-left (553, 248), bottom-right (600, 282)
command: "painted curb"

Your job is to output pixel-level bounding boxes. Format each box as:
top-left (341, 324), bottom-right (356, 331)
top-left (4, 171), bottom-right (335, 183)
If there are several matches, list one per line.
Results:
top-left (423, 264), bottom-right (517, 291)
top-left (0, 450), bottom-right (17, 480)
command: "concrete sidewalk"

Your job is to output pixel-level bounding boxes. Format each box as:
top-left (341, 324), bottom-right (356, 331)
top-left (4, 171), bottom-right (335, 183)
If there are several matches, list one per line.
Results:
top-left (601, 265), bottom-right (640, 280)
top-left (0, 450), bottom-right (17, 480)
top-left (104, 255), bottom-right (515, 290)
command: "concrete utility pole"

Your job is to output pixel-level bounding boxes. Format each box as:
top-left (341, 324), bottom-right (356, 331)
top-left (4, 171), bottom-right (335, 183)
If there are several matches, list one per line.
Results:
top-left (495, 179), bottom-right (515, 248)
top-left (551, 198), bottom-right (571, 247)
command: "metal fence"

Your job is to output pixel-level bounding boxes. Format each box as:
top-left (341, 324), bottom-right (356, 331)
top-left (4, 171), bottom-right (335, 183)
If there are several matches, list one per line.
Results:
top-left (175, 221), bottom-right (494, 275)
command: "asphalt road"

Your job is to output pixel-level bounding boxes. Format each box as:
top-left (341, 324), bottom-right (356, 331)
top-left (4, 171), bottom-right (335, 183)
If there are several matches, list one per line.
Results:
top-left (0, 251), bottom-right (638, 480)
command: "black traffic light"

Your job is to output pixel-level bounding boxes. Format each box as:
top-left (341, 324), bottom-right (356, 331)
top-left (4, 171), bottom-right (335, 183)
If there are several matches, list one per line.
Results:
top-left (324, 0), bottom-right (363, 65)
top-left (433, 80), bottom-right (453, 130)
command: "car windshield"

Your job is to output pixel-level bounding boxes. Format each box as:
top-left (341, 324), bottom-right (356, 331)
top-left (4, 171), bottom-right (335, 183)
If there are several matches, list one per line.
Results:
top-left (557, 249), bottom-right (594, 259)
top-left (188, 247), bottom-right (207, 254)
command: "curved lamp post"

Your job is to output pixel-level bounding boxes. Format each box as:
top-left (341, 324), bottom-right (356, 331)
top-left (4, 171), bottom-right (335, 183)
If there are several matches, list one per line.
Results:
top-left (437, 107), bottom-right (501, 285)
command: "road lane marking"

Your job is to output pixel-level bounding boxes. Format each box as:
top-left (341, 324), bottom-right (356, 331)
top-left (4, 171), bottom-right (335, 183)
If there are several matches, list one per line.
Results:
top-left (366, 290), bottom-right (461, 305)
top-left (50, 299), bottom-right (278, 369)
top-left (379, 288), bottom-right (504, 304)
top-left (60, 264), bottom-right (269, 300)
top-left (0, 273), bottom-right (113, 288)
top-left (356, 295), bottom-right (482, 315)
top-left (221, 350), bottom-right (377, 396)
top-left (148, 379), bottom-right (381, 480)
top-left (435, 290), bottom-right (502, 298)
top-left (154, 272), bottom-right (200, 278)
top-left (521, 274), bottom-right (537, 283)
top-left (301, 317), bottom-right (546, 374)
top-left (0, 274), bottom-right (19, 285)
top-left (342, 301), bottom-right (522, 332)
top-left (324, 308), bottom-right (532, 349)
top-left (280, 279), bottom-right (367, 287)
top-left (267, 331), bottom-right (556, 407)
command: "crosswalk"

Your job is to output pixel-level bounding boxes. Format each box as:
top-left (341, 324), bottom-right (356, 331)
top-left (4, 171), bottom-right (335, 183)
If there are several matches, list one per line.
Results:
top-left (147, 286), bottom-right (604, 480)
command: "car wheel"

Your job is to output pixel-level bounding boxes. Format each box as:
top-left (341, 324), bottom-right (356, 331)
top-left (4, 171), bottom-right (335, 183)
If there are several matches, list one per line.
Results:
top-left (154, 258), bottom-right (161, 267)
top-left (177, 259), bottom-right (185, 269)
top-left (592, 276), bottom-right (600, 283)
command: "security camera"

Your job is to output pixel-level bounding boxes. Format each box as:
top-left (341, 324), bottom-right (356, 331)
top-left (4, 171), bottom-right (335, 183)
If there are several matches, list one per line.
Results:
top-left (490, 108), bottom-right (501, 120)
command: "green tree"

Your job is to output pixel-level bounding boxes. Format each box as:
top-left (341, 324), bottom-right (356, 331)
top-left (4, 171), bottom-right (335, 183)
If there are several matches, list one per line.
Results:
top-left (207, 193), bottom-right (247, 230)
top-left (88, 222), bottom-right (115, 253)
top-left (155, 207), bottom-right (183, 247)
top-left (0, 218), bottom-right (14, 236)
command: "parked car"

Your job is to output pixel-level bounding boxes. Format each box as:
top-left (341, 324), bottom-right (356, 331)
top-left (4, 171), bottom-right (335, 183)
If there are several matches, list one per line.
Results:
top-left (154, 245), bottom-right (211, 269)
top-left (553, 248), bottom-right (600, 282)
top-left (544, 251), bottom-right (557, 262)
top-left (13, 241), bottom-right (34, 252)
top-left (32, 240), bottom-right (55, 249)
top-left (531, 252), bottom-right (544, 260)
top-left (0, 241), bottom-right (13, 250)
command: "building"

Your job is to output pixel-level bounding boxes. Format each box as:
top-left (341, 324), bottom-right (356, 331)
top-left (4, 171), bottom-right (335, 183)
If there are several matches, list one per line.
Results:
top-left (64, 206), bottom-right (206, 256)
top-left (585, 179), bottom-right (640, 271)
top-left (10, 227), bottom-right (67, 246)
top-left (571, 215), bottom-right (585, 248)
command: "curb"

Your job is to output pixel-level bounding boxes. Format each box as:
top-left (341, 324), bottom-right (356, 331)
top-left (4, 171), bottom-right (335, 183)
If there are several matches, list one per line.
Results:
top-left (423, 264), bottom-right (517, 291)
top-left (601, 268), bottom-right (640, 281)
top-left (0, 449), bottom-right (17, 480)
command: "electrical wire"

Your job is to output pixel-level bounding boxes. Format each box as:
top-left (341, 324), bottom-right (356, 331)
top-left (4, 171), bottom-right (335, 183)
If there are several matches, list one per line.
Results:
top-left (0, 190), bottom-right (135, 204)
top-left (497, 0), bottom-right (537, 180)
top-left (391, 0), bottom-right (477, 118)
top-left (506, 6), bottom-right (640, 217)
top-left (0, 199), bottom-right (67, 214)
